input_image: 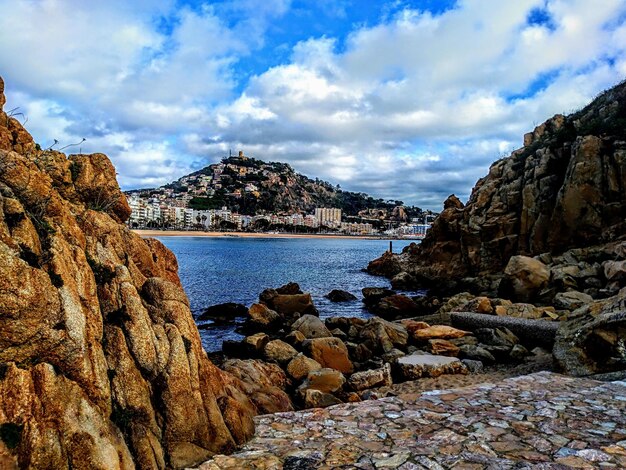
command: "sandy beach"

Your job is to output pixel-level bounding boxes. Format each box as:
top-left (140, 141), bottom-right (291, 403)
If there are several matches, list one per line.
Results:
top-left (133, 229), bottom-right (391, 240)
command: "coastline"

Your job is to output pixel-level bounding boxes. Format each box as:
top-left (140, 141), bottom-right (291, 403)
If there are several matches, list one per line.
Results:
top-left (133, 229), bottom-right (395, 240)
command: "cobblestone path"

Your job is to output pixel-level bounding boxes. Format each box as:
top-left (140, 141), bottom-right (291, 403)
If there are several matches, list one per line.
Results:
top-left (196, 372), bottom-right (626, 469)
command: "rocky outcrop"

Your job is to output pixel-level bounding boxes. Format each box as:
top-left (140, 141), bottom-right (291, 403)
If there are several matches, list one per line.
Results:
top-left (369, 81), bottom-right (626, 287)
top-left (0, 77), bottom-right (256, 469)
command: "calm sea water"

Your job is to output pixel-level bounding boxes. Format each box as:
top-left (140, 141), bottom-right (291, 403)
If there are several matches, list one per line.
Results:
top-left (157, 236), bottom-right (419, 352)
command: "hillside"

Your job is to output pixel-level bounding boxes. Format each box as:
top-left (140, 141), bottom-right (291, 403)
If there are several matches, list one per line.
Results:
top-left (130, 153), bottom-right (431, 222)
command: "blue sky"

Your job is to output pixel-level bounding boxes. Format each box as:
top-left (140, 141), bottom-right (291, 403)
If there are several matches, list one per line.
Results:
top-left (1, 0), bottom-right (625, 210)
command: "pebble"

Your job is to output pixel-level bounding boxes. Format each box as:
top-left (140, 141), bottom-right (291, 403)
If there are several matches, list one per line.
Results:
top-left (195, 372), bottom-right (626, 469)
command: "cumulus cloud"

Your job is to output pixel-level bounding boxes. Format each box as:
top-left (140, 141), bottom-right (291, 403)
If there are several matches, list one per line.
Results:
top-left (1, 0), bottom-right (625, 210)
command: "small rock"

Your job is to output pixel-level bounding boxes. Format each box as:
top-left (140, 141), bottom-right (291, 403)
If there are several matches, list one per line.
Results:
top-left (348, 363), bottom-right (392, 391)
top-left (427, 339), bottom-right (460, 357)
top-left (461, 359), bottom-right (484, 373)
top-left (243, 333), bottom-right (270, 353)
top-left (510, 344), bottom-right (530, 361)
top-left (301, 389), bottom-right (342, 409)
top-left (359, 317), bottom-right (408, 353)
top-left (381, 348), bottom-right (405, 363)
top-left (391, 271), bottom-right (419, 290)
top-left (474, 327), bottom-right (519, 348)
top-left (373, 294), bottom-right (420, 319)
top-left (285, 330), bottom-right (306, 348)
top-left (459, 344), bottom-right (496, 363)
top-left (394, 353), bottom-right (467, 380)
top-left (553, 291), bottom-right (594, 311)
top-left (411, 325), bottom-right (470, 341)
top-left (603, 260), bottom-right (626, 282)
top-left (330, 328), bottom-right (347, 341)
top-left (498, 255), bottom-right (550, 302)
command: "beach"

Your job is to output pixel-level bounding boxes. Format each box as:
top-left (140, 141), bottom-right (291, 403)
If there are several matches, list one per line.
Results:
top-left (133, 229), bottom-right (390, 240)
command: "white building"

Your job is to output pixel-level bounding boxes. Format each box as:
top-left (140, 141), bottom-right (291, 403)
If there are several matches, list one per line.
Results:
top-left (314, 207), bottom-right (342, 228)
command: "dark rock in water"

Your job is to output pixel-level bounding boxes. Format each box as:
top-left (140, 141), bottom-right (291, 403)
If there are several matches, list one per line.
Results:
top-left (362, 287), bottom-right (396, 306)
top-left (277, 282), bottom-right (303, 295)
top-left (199, 302), bottom-right (248, 322)
top-left (554, 288), bottom-right (626, 376)
top-left (325, 289), bottom-right (357, 302)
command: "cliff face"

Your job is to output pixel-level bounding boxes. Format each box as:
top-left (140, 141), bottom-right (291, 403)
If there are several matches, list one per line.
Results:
top-left (372, 80), bottom-right (626, 286)
top-left (0, 77), bottom-right (257, 469)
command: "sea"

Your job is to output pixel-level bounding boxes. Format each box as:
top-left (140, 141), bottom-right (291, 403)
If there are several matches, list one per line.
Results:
top-left (157, 236), bottom-right (421, 352)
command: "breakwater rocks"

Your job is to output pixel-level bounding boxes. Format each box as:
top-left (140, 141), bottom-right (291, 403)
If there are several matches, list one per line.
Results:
top-left (0, 77), bottom-right (259, 469)
top-left (214, 282), bottom-right (556, 411)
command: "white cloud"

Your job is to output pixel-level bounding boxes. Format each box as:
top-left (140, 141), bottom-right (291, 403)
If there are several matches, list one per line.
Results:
top-left (1, 0), bottom-right (625, 210)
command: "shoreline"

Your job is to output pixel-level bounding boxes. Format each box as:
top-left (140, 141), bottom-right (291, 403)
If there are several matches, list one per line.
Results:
top-left (133, 229), bottom-right (402, 240)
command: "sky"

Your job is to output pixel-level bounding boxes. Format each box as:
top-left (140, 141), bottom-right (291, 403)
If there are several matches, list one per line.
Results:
top-left (1, 0), bottom-right (625, 210)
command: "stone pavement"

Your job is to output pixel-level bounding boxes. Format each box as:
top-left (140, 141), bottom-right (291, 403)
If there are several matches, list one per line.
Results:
top-left (196, 372), bottom-right (626, 469)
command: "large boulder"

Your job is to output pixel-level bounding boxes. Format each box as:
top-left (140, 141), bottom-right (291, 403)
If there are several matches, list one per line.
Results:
top-left (221, 359), bottom-right (293, 414)
top-left (303, 337), bottom-right (353, 374)
top-left (291, 314), bottom-right (331, 339)
top-left (268, 293), bottom-right (318, 319)
top-left (359, 317), bottom-right (408, 353)
top-left (498, 256), bottom-right (550, 303)
top-left (246, 303), bottom-right (281, 329)
top-left (372, 294), bottom-right (419, 319)
top-left (554, 288), bottom-right (626, 376)
top-left (263, 340), bottom-right (299, 365)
